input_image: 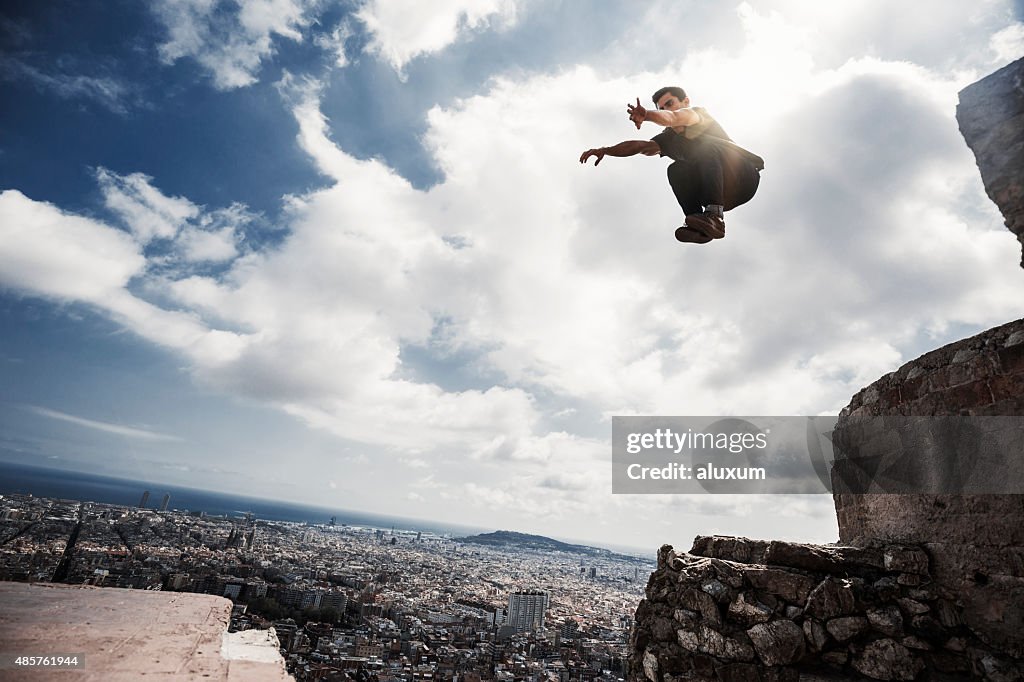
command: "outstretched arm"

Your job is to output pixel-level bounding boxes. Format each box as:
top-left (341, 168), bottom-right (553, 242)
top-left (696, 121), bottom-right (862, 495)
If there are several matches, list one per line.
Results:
top-left (627, 98), bottom-right (700, 129)
top-left (579, 140), bottom-right (660, 165)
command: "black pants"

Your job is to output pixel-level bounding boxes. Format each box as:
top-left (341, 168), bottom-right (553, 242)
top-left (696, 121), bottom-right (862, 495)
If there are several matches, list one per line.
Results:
top-left (666, 147), bottom-right (760, 216)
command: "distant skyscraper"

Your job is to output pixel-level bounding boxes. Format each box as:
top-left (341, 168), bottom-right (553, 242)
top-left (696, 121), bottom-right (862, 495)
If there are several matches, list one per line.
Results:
top-left (507, 591), bottom-right (548, 632)
top-left (160, 493), bottom-right (170, 512)
top-left (138, 490), bottom-right (150, 508)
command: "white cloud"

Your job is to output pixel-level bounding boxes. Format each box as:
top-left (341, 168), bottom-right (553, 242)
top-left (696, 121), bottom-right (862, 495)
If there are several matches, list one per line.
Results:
top-left (0, 187), bottom-right (249, 367)
top-left (357, 0), bottom-right (519, 74)
top-left (151, 0), bottom-right (523, 86)
top-left (24, 405), bottom-right (184, 442)
top-left (175, 203), bottom-right (253, 264)
top-left (0, 59), bottom-right (135, 114)
top-left (0, 189), bottom-right (145, 300)
top-left (314, 20), bottom-right (354, 68)
top-left (97, 168), bottom-right (199, 244)
top-left (990, 22), bottom-right (1024, 63)
top-left (176, 225), bottom-right (239, 262)
top-left (153, 0), bottom-right (320, 90)
top-left (685, 1), bottom-right (1015, 73)
top-left (94, 169), bottom-right (251, 265)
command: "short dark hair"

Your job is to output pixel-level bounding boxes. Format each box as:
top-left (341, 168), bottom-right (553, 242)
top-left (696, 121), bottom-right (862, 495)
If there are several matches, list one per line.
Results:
top-left (652, 86), bottom-right (687, 105)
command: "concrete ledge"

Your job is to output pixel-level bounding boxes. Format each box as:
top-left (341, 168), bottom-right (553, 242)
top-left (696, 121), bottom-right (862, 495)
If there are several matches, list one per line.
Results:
top-left (0, 582), bottom-right (292, 681)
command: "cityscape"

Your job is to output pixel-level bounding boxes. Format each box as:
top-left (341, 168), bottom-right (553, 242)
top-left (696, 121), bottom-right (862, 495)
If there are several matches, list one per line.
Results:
top-left (2, 2), bottom-right (1021, 680)
top-left (0, 489), bottom-right (654, 681)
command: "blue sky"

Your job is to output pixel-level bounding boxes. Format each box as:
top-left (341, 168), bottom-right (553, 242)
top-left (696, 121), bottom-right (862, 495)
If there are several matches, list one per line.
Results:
top-left (1, 1), bottom-right (1023, 551)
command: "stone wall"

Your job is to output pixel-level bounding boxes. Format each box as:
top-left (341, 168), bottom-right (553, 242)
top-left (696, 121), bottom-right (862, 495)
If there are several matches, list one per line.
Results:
top-left (957, 56), bottom-right (1024, 268)
top-left (629, 315), bottom-right (1024, 681)
top-left (630, 539), bottom-right (1023, 681)
top-left (829, 318), bottom-right (1024, 665)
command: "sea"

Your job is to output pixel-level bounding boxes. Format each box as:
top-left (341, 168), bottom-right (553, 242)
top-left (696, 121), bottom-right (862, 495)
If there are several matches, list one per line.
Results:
top-left (0, 460), bottom-right (489, 538)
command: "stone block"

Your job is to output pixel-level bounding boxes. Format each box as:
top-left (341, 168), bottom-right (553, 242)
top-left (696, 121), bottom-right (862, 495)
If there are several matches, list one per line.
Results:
top-left (947, 353), bottom-right (999, 387)
top-left (701, 578), bottom-right (730, 603)
top-left (867, 605), bottom-right (904, 637)
top-left (673, 608), bottom-right (698, 626)
top-left (690, 536), bottom-right (769, 564)
top-left (869, 576), bottom-right (900, 601)
top-left (998, 340), bottom-right (1024, 373)
top-left (909, 614), bottom-right (945, 640)
top-left (746, 620), bottom-right (806, 666)
top-left (987, 373), bottom-right (1024, 401)
top-left (678, 588), bottom-right (721, 628)
top-left (804, 578), bottom-right (856, 619)
top-left (651, 616), bottom-right (677, 642)
top-left (895, 573), bottom-right (921, 587)
top-left (726, 593), bottom-right (773, 627)
top-left (944, 636), bottom-right (967, 652)
top-left (883, 547), bottom-right (930, 575)
top-left (803, 619), bottom-right (829, 653)
top-left (851, 639), bottom-right (924, 681)
top-left (709, 558), bottom-right (745, 588)
top-left (900, 635), bottom-right (931, 651)
top-left (764, 541), bottom-right (884, 575)
top-left (676, 624), bottom-right (754, 662)
top-left (974, 649), bottom-right (1024, 682)
top-left (1005, 330), bottom-right (1024, 348)
top-left (938, 379), bottom-right (994, 412)
top-left (826, 616), bottom-right (869, 642)
top-left (895, 598), bottom-right (930, 616)
top-left (642, 648), bottom-right (659, 682)
top-left (744, 566), bottom-right (816, 605)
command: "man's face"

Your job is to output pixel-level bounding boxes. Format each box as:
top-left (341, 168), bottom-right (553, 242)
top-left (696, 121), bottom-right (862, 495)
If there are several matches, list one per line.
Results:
top-left (656, 93), bottom-right (688, 111)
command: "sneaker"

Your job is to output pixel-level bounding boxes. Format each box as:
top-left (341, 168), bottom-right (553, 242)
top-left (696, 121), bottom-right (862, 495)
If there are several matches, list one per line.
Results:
top-left (685, 212), bottom-right (726, 239)
top-left (674, 226), bottom-right (712, 243)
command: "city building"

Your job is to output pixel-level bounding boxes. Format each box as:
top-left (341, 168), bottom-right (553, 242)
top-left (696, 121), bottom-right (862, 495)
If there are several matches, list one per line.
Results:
top-left (507, 590), bottom-right (548, 632)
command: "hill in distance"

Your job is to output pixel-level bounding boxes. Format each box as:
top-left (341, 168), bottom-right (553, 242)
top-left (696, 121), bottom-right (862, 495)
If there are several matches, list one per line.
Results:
top-left (455, 530), bottom-right (643, 561)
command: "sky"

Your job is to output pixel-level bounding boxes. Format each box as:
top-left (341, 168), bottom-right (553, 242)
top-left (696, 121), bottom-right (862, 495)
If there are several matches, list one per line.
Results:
top-left (1, 0), bottom-right (1023, 553)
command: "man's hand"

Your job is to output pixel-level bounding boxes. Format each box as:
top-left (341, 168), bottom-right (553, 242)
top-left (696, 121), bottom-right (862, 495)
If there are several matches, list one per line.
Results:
top-left (579, 148), bottom-right (606, 166)
top-left (627, 97), bottom-right (647, 129)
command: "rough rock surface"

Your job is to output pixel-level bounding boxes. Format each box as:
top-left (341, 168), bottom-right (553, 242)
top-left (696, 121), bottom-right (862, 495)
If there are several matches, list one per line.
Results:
top-left (957, 55), bottom-right (1024, 268)
top-left (831, 317), bottom-right (1024, 659)
top-left (628, 541), bottom-right (1023, 681)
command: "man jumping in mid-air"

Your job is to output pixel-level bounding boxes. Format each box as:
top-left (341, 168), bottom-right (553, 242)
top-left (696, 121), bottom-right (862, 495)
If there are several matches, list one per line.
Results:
top-left (580, 86), bottom-right (763, 243)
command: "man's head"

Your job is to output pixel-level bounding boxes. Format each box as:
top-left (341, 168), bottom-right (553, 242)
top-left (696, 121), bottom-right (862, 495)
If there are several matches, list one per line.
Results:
top-left (652, 86), bottom-right (688, 111)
